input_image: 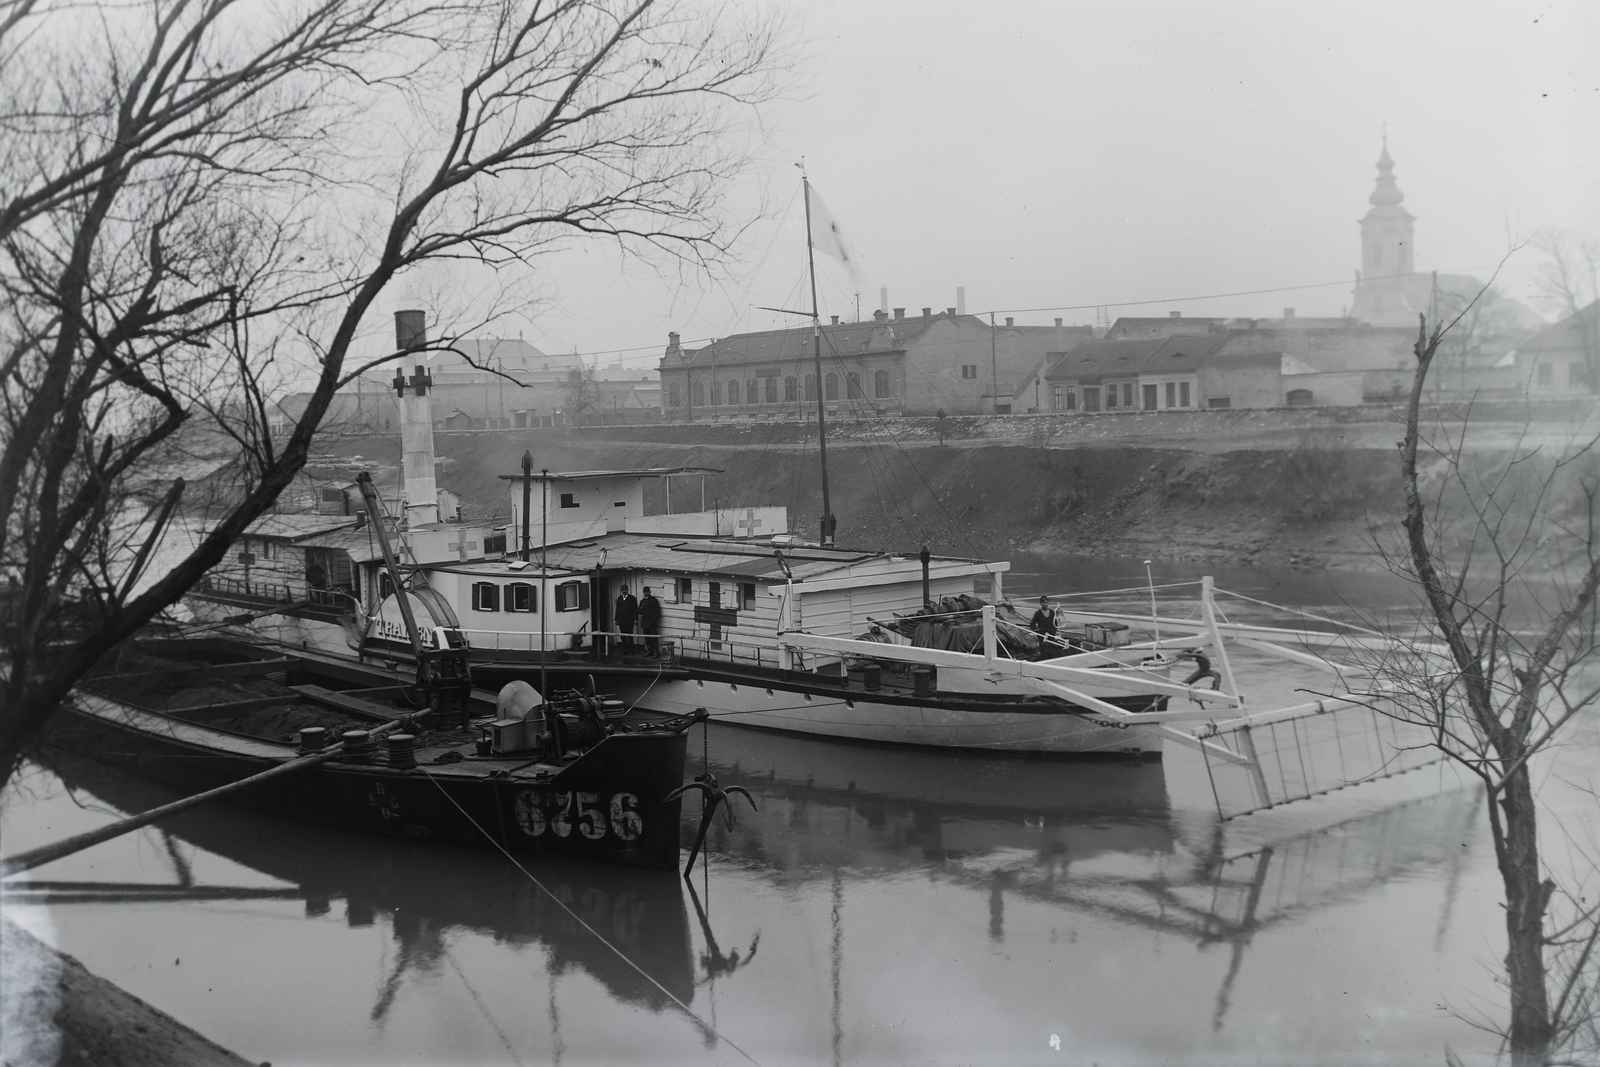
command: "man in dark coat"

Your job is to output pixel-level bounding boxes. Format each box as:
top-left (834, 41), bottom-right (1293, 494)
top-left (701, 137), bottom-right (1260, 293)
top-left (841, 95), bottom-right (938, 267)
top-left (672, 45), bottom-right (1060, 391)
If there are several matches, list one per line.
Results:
top-left (1029, 595), bottom-right (1058, 638)
top-left (614, 584), bottom-right (640, 655)
top-left (640, 586), bottom-right (662, 656)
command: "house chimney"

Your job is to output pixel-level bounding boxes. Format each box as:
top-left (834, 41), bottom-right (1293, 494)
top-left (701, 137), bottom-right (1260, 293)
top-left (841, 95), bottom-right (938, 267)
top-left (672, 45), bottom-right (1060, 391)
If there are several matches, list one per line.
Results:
top-left (1054, 317), bottom-right (1063, 326)
top-left (873, 309), bottom-right (887, 324)
top-left (1054, 318), bottom-right (1065, 351)
top-left (831, 315), bottom-right (840, 325)
top-left (894, 307), bottom-right (905, 320)
top-left (1283, 307), bottom-right (1296, 320)
top-left (880, 285), bottom-right (889, 315)
top-left (922, 307), bottom-right (932, 320)
top-left (665, 331), bottom-right (682, 361)
top-left (1005, 317), bottom-right (1014, 327)
top-left (1169, 311), bottom-right (1181, 319)
top-left (391, 312), bottom-right (439, 527)
top-left (945, 307), bottom-right (956, 318)
top-left (956, 287), bottom-right (966, 315)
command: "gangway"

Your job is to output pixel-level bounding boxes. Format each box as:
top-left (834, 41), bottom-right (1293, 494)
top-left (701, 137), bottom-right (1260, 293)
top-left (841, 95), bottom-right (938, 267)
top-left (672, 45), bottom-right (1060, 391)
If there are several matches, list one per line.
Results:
top-left (777, 575), bottom-right (1445, 820)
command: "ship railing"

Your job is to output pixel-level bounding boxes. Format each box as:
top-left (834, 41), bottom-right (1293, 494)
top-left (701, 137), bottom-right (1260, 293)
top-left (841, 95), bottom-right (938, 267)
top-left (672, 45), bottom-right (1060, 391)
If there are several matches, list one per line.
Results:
top-left (194, 574), bottom-right (356, 612)
top-left (455, 627), bottom-right (682, 666)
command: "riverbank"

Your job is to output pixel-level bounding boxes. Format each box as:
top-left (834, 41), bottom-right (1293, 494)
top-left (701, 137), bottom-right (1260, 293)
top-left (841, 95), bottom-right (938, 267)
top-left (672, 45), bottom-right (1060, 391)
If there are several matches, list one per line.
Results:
top-left (284, 402), bottom-right (1597, 571)
top-left (1, 917), bottom-right (254, 1067)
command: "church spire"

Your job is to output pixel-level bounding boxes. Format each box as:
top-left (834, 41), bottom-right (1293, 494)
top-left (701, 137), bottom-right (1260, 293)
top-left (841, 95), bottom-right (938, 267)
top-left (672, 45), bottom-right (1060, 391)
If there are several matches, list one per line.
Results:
top-left (1369, 134), bottom-right (1405, 207)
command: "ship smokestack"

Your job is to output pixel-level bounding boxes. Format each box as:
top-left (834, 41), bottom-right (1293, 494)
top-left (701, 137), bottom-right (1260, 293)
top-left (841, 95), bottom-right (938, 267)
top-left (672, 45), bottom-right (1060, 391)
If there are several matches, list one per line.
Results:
top-left (393, 310), bottom-right (440, 527)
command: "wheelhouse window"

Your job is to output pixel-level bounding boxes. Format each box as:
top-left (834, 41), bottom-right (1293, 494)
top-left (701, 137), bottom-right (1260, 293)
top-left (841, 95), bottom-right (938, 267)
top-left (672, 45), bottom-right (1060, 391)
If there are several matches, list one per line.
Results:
top-left (508, 583), bottom-right (536, 612)
top-left (554, 580), bottom-right (590, 612)
top-left (678, 577), bottom-right (693, 601)
top-left (559, 493), bottom-right (579, 508)
top-left (483, 532), bottom-right (507, 555)
top-left (740, 582), bottom-right (756, 610)
top-left (471, 582), bottom-right (500, 611)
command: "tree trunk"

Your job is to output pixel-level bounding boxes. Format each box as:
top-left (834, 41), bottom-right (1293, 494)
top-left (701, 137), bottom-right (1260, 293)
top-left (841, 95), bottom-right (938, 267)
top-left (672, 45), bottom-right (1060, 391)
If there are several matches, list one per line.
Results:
top-left (1500, 762), bottom-right (1555, 1066)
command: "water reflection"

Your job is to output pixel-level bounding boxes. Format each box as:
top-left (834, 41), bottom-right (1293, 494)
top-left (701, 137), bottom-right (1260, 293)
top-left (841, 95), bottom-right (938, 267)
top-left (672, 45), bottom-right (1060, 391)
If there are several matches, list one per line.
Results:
top-left (33, 753), bottom-right (694, 1014)
top-left (9, 719), bottom-right (1489, 1062)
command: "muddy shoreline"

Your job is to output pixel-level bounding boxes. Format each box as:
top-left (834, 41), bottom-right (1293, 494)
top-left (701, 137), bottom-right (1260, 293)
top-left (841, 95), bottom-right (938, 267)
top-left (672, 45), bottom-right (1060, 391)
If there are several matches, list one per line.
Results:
top-left (1, 918), bottom-right (255, 1067)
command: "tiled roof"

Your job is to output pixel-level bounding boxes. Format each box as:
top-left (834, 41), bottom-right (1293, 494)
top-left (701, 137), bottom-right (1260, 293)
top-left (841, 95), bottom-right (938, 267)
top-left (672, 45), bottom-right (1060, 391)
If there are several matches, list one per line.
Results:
top-left (1518, 300), bottom-right (1599, 353)
top-left (662, 314), bottom-right (991, 370)
top-left (1042, 334), bottom-right (1232, 381)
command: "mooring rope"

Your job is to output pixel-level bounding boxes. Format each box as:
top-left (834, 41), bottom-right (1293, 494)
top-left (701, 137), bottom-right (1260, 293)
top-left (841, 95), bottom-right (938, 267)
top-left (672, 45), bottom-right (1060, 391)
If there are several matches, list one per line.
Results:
top-left (417, 767), bottom-right (763, 1067)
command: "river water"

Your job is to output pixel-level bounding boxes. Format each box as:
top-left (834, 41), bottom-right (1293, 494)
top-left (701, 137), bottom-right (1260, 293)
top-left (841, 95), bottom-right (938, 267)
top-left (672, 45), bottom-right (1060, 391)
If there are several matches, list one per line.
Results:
top-left (3, 555), bottom-right (1596, 1066)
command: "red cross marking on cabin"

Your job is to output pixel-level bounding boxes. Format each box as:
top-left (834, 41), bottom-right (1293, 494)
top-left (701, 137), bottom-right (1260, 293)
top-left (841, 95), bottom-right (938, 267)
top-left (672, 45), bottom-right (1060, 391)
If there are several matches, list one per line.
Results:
top-left (736, 510), bottom-right (762, 537)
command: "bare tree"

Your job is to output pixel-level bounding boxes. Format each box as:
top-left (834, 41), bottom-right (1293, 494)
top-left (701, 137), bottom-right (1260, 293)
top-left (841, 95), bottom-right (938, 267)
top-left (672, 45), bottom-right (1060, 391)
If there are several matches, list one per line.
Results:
top-left (1534, 230), bottom-right (1600, 391)
top-left (1363, 308), bottom-right (1600, 1064)
top-left (0, 0), bottom-right (787, 787)
top-left (565, 364), bottom-right (601, 423)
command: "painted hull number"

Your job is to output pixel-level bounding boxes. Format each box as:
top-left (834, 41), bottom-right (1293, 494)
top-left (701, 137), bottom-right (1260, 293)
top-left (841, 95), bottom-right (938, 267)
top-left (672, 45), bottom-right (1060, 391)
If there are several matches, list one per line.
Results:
top-left (513, 790), bottom-right (642, 842)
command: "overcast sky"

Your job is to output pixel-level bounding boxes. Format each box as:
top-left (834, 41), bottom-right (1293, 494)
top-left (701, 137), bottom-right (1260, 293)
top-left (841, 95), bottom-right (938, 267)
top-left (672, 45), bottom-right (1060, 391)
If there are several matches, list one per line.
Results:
top-left (412, 0), bottom-right (1600, 372)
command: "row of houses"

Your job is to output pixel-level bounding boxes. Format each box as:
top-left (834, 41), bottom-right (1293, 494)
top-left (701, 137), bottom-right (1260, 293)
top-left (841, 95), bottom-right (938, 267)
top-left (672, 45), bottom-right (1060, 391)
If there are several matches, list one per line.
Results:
top-left (655, 301), bottom-right (1600, 419)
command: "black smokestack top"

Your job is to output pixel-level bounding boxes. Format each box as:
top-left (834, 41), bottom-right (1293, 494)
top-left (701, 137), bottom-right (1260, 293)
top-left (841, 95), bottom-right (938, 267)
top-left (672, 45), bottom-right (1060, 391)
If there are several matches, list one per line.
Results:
top-left (395, 309), bottom-right (427, 351)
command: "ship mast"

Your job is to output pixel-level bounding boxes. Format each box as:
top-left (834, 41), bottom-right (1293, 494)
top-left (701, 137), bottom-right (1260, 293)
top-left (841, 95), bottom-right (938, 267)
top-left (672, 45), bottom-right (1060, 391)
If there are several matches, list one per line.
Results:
top-left (802, 174), bottom-right (837, 546)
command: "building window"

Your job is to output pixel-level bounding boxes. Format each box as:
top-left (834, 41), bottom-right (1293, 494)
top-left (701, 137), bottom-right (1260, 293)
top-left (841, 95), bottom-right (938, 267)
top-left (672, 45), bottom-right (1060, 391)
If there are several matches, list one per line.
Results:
top-left (784, 376), bottom-right (797, 402)
top-left (764, 377), bottom-right (778, 404)
top-left (847, 372), bottom-right (862, 398)
top-left (747, 378), bottom-right (759, 404)
top-left (559, 492), bottom-right (579, 508)
top-left (1143, 383), bottom-right (1158, 410)
top-left (1207, 396), bottom-right (1231, 409)
top-left (1106, 385), bottom-right (1119, 409)
top-left (1571, 363), bottom-right (1587, 389)
top-left (508, 583), bottom-right (536, 612)
top-left (740, 582), bottom-right (756, 610)
top-left (874, 370), bottom-right (891, 398)
top-left (825, 373), bottom-right (839, 400)
top-left (960, 365), bottom-right (978, 380)
top-left (678, 576), bottom-right (693, 601)
top-left (710, 380), bottom-right (721, 406)
top-left (1082, 387), bottom-right (1101, 412)
top-left (727, 379), bottom-right (740, 405)
top-left (471, 582), bottom-right (500, 611)
top-left (1537, 363), bottom-right (1554, 388)
top-left (1286, 389), bottom-right (1315, 407)
top-left (668, 382), bottom-right (681, 407)
top-left (554, 580), bottom-right (590, 612)
top-left (805, 374), bottom-right (817, 401)
top-left (484, 532), bottom-right (507, 555)
top-left (1051, 384), bottom-right (1062, 410)
top-left (1179, 382), bottom-right (1190, 408)
top-left (692, 381), bottom-right (704, 406)
top-left (1165, 381), bottom-right (1176, 408)
top-left (1065, 388), bottom-right (1076, 411)
top-left (1123, 383), bottom-right (1135, 408)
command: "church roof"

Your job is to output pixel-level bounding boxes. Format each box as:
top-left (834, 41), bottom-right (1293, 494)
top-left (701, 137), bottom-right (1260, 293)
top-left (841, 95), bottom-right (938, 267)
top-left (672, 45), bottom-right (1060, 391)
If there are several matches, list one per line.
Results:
top-left (1368, 137), bottom-right (1407, 208)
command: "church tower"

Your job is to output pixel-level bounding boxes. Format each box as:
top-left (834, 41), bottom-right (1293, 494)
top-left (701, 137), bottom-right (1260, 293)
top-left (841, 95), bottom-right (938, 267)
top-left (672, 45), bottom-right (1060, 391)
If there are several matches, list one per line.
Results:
top-left (1350, 138), bottom-right (1420, 326)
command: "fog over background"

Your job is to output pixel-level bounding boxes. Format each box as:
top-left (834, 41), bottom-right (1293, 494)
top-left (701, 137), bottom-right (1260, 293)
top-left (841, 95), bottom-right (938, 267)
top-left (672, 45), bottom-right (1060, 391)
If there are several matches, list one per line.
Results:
top-left (395, 0), bottom-right (1600, 371)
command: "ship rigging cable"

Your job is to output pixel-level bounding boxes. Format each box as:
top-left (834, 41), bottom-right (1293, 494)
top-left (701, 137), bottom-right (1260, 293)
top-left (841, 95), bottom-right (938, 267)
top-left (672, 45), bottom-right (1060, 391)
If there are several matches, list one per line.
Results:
top-left (417, 768), bottom-right (765, 1067)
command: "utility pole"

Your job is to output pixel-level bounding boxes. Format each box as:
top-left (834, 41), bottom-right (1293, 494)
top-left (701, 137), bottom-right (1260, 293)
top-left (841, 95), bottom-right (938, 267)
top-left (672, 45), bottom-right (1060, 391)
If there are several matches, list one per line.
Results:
top-left (990, 312), bottom-right (1000, 414)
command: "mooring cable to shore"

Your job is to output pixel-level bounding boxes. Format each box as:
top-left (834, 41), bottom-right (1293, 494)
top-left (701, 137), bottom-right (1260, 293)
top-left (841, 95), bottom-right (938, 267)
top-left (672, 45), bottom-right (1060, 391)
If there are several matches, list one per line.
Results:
top-left (417, 768), bottom-right (764, 1067)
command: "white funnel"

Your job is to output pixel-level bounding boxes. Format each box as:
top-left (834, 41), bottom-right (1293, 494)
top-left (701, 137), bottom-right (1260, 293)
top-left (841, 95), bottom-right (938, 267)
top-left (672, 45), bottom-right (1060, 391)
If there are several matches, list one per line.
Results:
top-left (393, 311), bottom-right (440, 526)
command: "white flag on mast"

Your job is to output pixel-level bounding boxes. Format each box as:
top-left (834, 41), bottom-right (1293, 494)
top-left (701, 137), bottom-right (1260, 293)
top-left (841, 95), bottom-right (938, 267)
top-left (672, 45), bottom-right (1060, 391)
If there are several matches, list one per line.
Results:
top-left (807, 183), bottom-right (855, 268)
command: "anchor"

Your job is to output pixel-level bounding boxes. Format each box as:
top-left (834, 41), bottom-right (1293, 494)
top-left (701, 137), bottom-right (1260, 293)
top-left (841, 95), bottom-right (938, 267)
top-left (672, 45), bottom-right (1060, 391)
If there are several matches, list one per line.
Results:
top-left (664, 771), bottom-right (757, 879)
top-left (1182, 649), bottom-right (1223, 693)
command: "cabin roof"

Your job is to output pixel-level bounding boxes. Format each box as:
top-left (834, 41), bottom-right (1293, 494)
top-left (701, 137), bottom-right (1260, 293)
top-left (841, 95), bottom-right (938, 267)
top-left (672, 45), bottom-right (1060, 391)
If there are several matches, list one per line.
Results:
top-left (292, 525), bottom-right (392, 562)
top-left (245, 514), bottom-right (358, 542)
top-left (494, 466), bottom-right (723, 483)
top-left (423, 532), bottom-right (998, 584)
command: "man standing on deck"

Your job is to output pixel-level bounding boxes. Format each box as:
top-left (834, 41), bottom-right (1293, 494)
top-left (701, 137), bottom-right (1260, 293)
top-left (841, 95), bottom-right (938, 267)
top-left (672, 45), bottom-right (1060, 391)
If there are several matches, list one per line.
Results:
top-left (640, 586), bottom-right (662, 657)
top-left (615, 584), bottom-right (640, 655)
top-left (1030, 596), bottom-right (1057, 637)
